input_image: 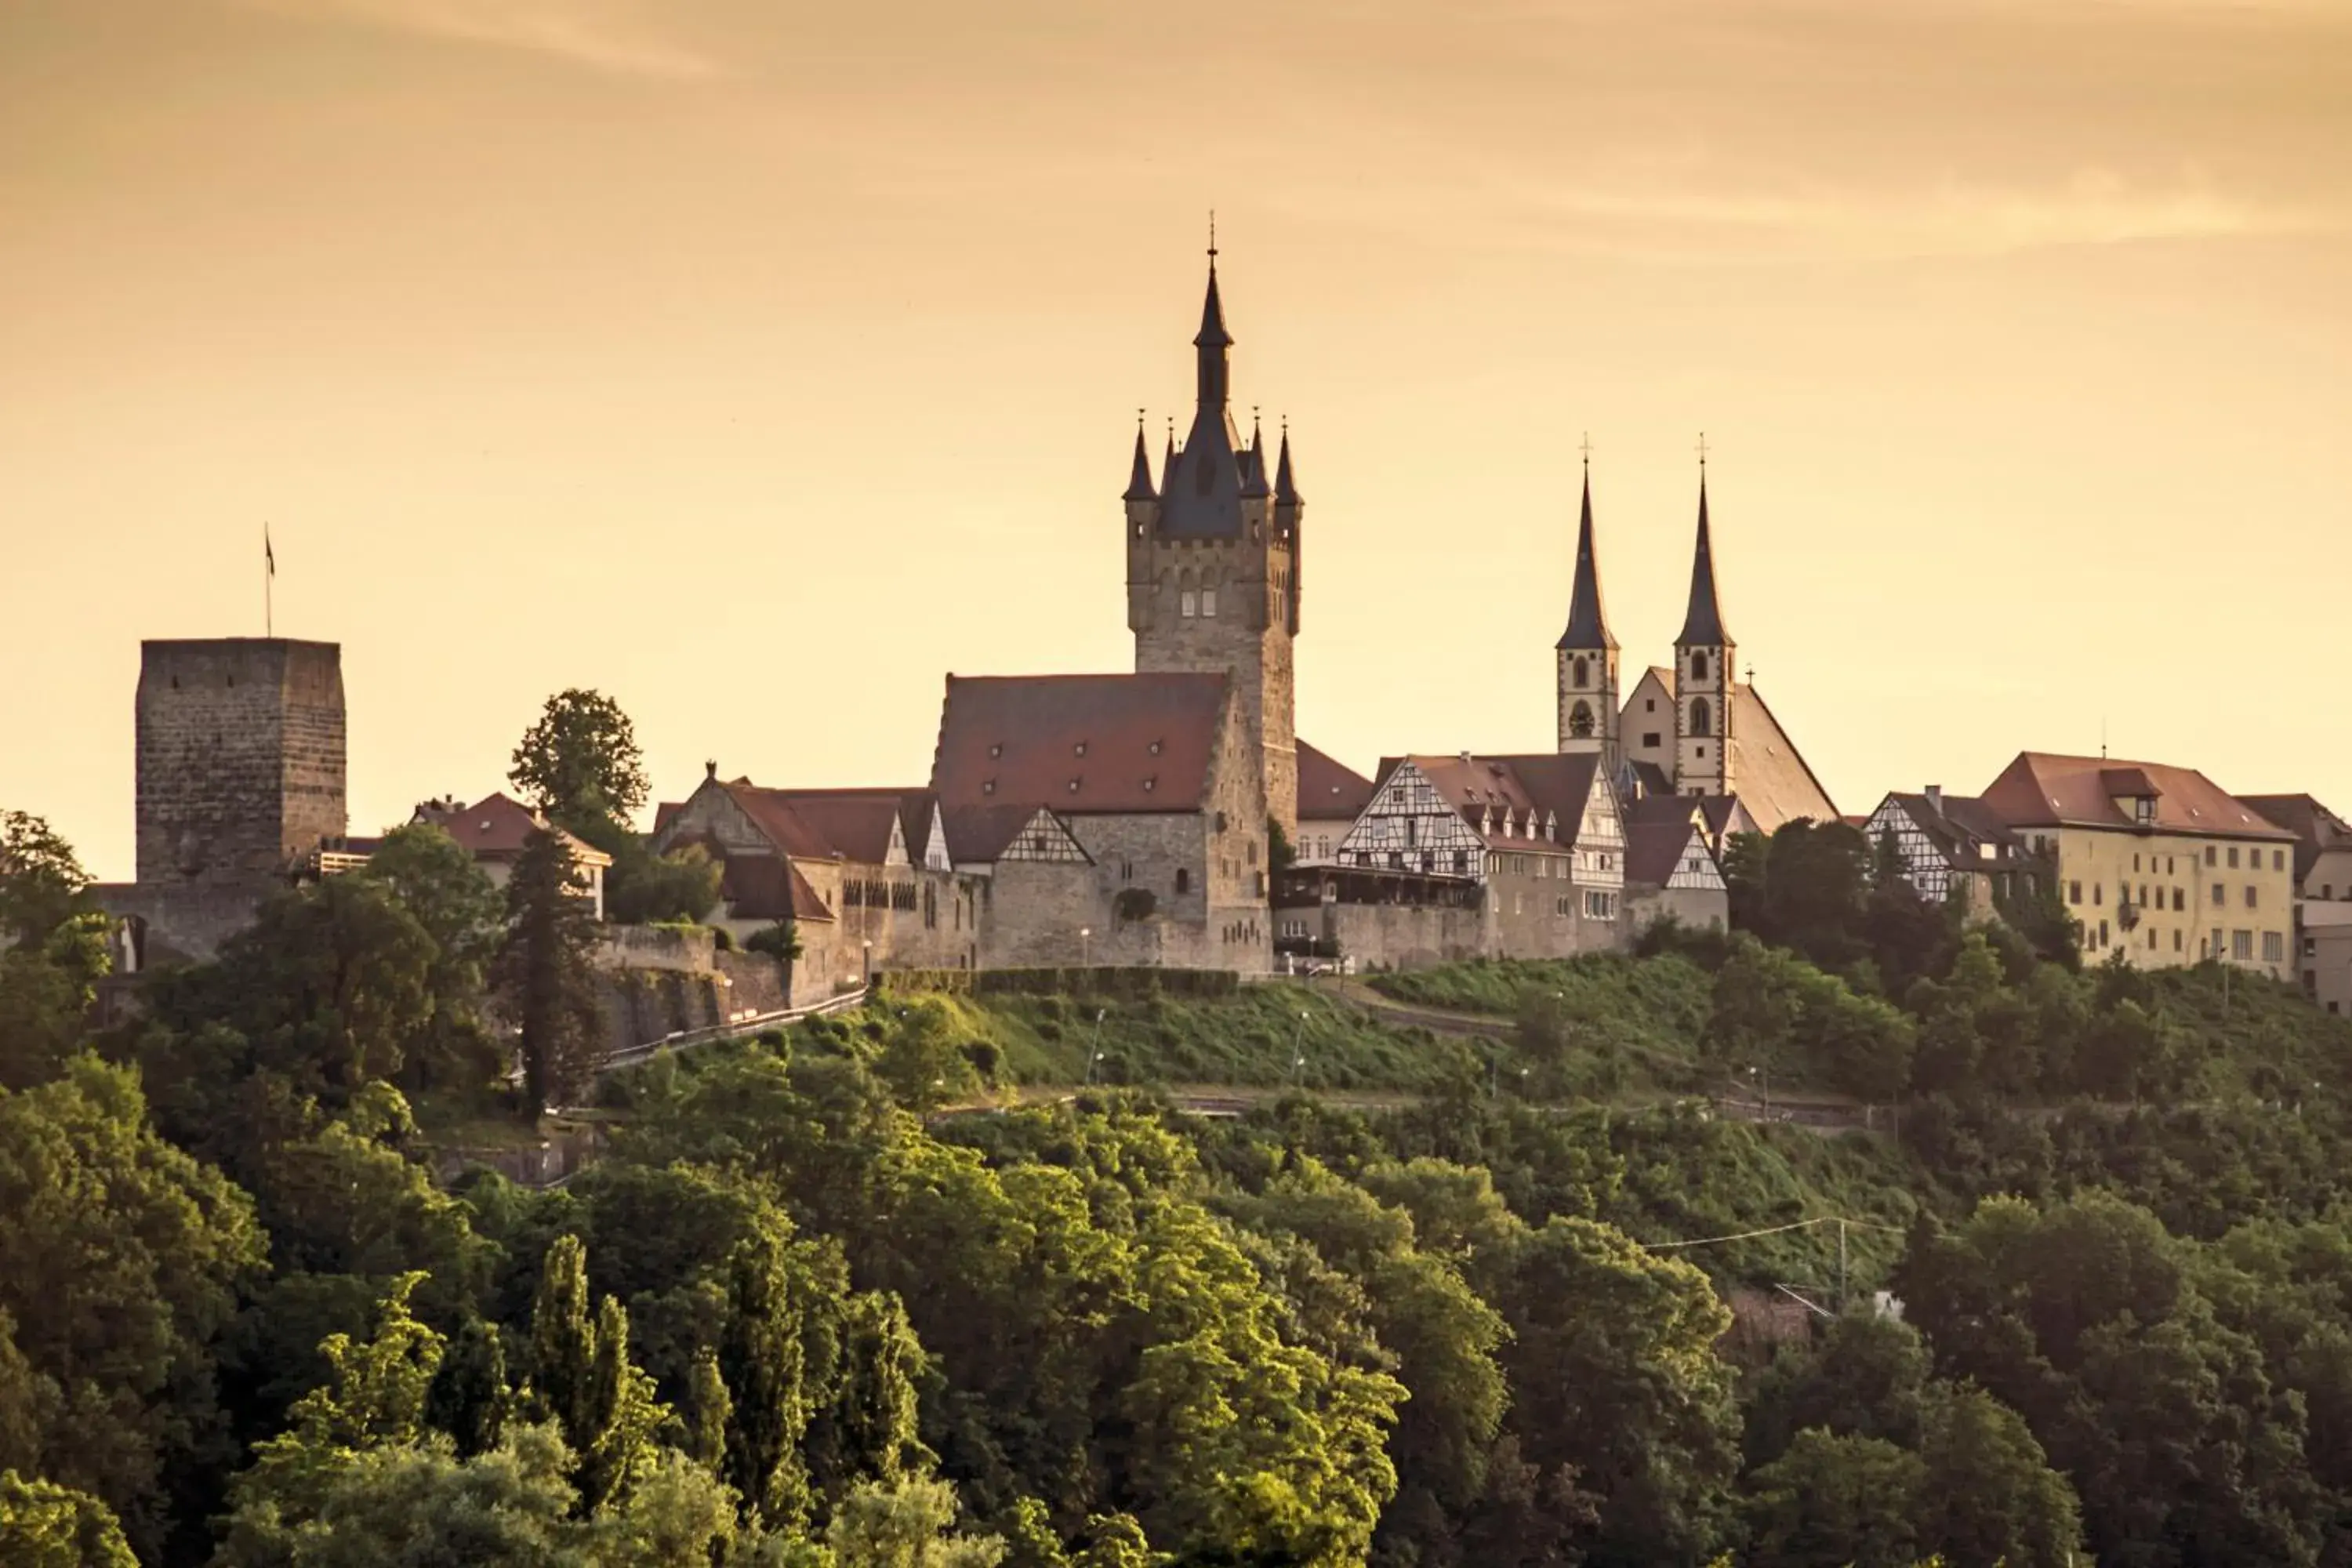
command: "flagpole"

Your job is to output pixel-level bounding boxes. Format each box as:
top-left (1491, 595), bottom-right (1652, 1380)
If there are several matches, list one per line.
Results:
top-left (264, 524), bottom-right (274, 637)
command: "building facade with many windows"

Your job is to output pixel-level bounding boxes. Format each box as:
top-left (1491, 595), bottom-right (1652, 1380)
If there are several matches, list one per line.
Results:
top-left (1976, 753), bottom-right (2296, 975)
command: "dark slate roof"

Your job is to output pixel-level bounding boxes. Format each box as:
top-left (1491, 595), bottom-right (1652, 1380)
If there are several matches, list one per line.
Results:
top-left (939, 803), bottom-right (1093, 866)
top-left (1163, 261), bottom-right (1245, 539)
top-left (1556, 468), bottom-right (1617, 652)
top-left (1625, 817), bottom-right (1708, 887)
top-left (720, 856), bottom-right (834, 924)
top-left (1274, 428), bottom-right (1300, 504)
top-left (1880, 792), bottom-right (2020, 868)
top-left (930, 673), bottom-right (1230, 816)
top-left (1123, 423), bottom-right (1156, 502)
top-left (2236, 793), bottom-right (2347, 884)
top-left (1980, 753), bottom-right (2290, 840)
top-left (1631, 760), bottom-right (1675, 798)
top-left (1675, 474), bottom-right (1731, 648)
top-left (1298, 740), bottom-right (1376, 822)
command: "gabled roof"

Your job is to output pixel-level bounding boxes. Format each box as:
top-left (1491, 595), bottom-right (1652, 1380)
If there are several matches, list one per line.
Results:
top-left (422, 793), bottom-right (610, 866)
top-left (1676, 474), bottom-right (1731, 648)
top-left (2228, 793), bottom-right (2349, 884)
top-left (1725, 685), bottom-right (1838, 833)
top-left (1556, 469), bottom-right (1617, 652)
top-left (1298, 740), bottom-right (1375, 822)
top-left (1626, 818), bottom-right (1712, 887)
top-left (1876, 791), bottom-right (2020, 869)
top-left (939, 803), bottom-right (1094, 866)
top-left (1979, 752), bottom-right (2292, 840)
top-left (720, 856), bottom-right (834, 924)
top-left (1388, 752), bottom-right (1606, 850)
top-left (930, 673), bottom-right (1230, 816)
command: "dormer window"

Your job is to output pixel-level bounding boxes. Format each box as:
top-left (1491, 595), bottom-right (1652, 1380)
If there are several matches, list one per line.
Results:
top-left (1068, 778), bottom-right (1082, 793)
top-left (982, 779), bottom-right (996, 795)
top-left (1073, 742), bottom-right (1087, 758)
top-left (989, 742), bottom-right (1004, 759)
top-left (2134, 797), bottom-right (2156, 826)
top-left (1149, 739), bottom-right (1163, 756)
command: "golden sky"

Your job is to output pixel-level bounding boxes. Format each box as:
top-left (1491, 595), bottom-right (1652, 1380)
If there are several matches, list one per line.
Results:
top-left (4, 0), bottom-right (2347, 878)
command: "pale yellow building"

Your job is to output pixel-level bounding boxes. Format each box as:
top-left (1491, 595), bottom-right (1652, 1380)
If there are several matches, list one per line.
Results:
top-left (1978, 753), bottom-right (2296, 978)
top-left (2236, 794), bottom-right (2352, 1014)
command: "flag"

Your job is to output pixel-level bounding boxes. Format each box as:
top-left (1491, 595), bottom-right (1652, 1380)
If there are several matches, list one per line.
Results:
top-left (265, 527), bottom-right (275, 577)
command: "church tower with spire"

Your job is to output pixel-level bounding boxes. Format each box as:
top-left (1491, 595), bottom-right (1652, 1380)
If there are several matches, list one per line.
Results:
top-left (1672, 465), bottom-right (1737, 797)
top-left (1124, 244), bottom-right (1302, 835)
top-left (1555, 456), bottom-right (1619, 763)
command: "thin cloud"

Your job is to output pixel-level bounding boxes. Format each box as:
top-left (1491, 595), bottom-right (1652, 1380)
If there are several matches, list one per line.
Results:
top-left (239, 0), bottom-right (717, 79)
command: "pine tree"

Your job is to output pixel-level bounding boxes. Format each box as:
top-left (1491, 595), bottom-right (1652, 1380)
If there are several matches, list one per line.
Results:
top-left (528, 1235), bottom-right (597, 1455)
top-left (720, 1236), bottom-right (815, 1528)
top-left (424, 1315), bottom-right (509, 1460)
top-left (495, 827), bottom-right (604, 1116)
top-left (579, 1294), bottom-right (666, 1513)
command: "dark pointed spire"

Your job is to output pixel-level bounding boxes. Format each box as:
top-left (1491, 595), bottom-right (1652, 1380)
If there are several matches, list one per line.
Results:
top-left (1274, 419), bottom-right (1300, 505)
top-left (1194, 249), bottom-right (1232, 408)
top-left (1123, 412), bottom-right (1156, 502)
top-left (1555, 459), bottom-right (1615, 651)
top-left (1675, 466), bottom-right (1731, 648)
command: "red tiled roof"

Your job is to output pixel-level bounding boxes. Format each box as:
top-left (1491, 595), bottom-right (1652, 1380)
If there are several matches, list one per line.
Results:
top-left (1979, 753), bottom-right (2291, 840)
top-left (432, 793), bottom-right (609, 865)
top-left (930, 673), bottom-right (1229, 816)
top-left (1392, 752), bottom-right (1605, 849)
top-left (716, 783), bottom-right (835, 859)
top-left (1298, 739), bottom-right (1375, 822)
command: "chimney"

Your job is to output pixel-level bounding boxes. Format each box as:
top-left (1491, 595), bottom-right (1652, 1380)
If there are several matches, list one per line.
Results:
top-left (705, 759), bottom-right (719, 781)
top-left (1925, 784), bottom-right (1944, 815)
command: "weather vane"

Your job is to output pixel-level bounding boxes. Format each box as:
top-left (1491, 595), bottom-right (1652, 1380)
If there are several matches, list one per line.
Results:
top-left (1697, 431), bottom-right (1709, 467)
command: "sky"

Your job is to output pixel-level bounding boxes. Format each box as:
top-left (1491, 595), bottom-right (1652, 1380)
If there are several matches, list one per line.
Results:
top-left (2, 0), bottom-right (2347, 880)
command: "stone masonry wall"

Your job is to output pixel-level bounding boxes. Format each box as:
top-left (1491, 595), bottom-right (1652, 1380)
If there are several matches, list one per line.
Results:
top-left (136, 639), bottom-right (346, 887)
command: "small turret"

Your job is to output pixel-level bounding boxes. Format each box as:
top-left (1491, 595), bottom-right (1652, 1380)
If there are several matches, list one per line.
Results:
top-left (1122, 418), bottom-right (1157, 502)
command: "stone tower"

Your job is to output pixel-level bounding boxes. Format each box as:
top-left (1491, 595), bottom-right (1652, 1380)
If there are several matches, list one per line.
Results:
top-left (136, 638), bottom-right (347, 887)
top-left (1671, 472), bottom-right (1736, 797)
top-left (1125, 251), bottom-right (1301, 836)
top-left (1555, 461), bottom-right (1619, 764)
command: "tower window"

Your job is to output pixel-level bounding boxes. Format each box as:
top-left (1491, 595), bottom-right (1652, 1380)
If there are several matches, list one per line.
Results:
top-left (1572, 656), bottom-right (1589, 690)
top-left (1180, 591), bottom-right (1197, 617)
top-left (1690, 650), bottom-right (1709, 681)
top-left (1690, 697), bottom-right (1712, 739)
top-left (1200, 587), bottom-right (1217, 618)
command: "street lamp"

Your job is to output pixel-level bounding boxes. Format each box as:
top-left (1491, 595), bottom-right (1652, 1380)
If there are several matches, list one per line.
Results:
top-left (861, 940), bottom-right (873, 989)
top-left (1080, 926), bottom-right (1092, 969)
top-left (1290, 1010), bottom-right (1309, 1086)
top-left (1747, 1063), bottom-right (1770, 1117)
top-left (1085, 1007), bottom-right (1109, 1084)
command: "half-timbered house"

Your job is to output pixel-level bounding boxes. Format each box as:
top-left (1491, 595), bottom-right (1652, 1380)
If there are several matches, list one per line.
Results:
top-left (1326, 750), bottom-right (1626, 963)
top-left (652, 771), bottom-right (980, 993)
top-left (1860, 786), bottom-right (2027, 913)
top-left (1621, 795), bottom-right (1730, 933)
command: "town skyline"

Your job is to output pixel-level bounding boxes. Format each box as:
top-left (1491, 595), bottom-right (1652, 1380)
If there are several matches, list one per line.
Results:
top-left (6, 0), bottom-right (2348, 881)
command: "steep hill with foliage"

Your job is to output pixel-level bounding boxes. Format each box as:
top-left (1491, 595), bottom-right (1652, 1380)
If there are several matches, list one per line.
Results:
top-left (13, 800), bottom-right (2352, 1564)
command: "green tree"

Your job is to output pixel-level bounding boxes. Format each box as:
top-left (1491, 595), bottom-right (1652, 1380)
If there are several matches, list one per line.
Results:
top-left (495, 829), bottom-right (607, 1116)
top-left (529, 1235), bottom-right (600, 1461)
top-left (0, 1058), bottom-right (264, 1562)
top-left (1743, 1428), bottom-right (1923, 1568)
top-left (579, 1294), bottom-right (668, 1513)
top-left (0, 913), bottom-right (111, 1091)
top-left (0, 811), bottom-right (89, 949)
top-left (510, 689), bottom-right (649, 835)
top-left (873, 1000), bottom-right (978, 1112)
top-left (1912, 1381), bottom-right (2082, 1568)
top-left (0, 1471), bottom-right (137, 1568)
top-left (1746, 1312), bottom-right (1931, 1468)
top-left (719, 1233), bottom-right (818, 1528)
top-left (599, 837), bottom-right (725, 927)
top-left (1489, 1215), bottom-right (1739, 1565)
top-left (427, 1316), bottom-right (511, 1460)
top-left (355, 822), bottom-right (504, 1092)
top-left (826, 1475), bottom-right (1006, 1568)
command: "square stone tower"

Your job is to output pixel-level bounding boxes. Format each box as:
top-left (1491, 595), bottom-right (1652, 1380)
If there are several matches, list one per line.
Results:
top-left (1123, 252), bottom-right (1301, 837)
top-left (136, 638), bottom-right (347, 887)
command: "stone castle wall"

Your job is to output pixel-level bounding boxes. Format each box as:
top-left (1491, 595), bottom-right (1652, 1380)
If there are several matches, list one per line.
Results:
top-left (136, 638), bottom-right (345, 887)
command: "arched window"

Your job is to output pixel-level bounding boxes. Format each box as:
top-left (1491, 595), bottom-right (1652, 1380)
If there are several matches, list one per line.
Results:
top-left (1200, 570), bottom-right (1218, 619)
top-left (1690, 697), bottom-right (1712, 738)
top-left (1569, 701), bottom-right (1595, 739)
top-left (1572, 655), bottom-right (1589, 690)
top-left (1178, 568), bottom-right (1197, 619)
top-left (1690, 649), bottom-right (1709, 681)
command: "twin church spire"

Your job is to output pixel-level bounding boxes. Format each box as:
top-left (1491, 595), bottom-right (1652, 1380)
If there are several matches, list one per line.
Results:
top-left (1555, 448), bottom-right (1738, 794)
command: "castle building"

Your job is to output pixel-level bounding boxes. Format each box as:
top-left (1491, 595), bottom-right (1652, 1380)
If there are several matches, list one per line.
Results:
top-left (1556, 462), bottom-right (1837, 833)
top-left (98, 637), bottom-right (348, 965)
